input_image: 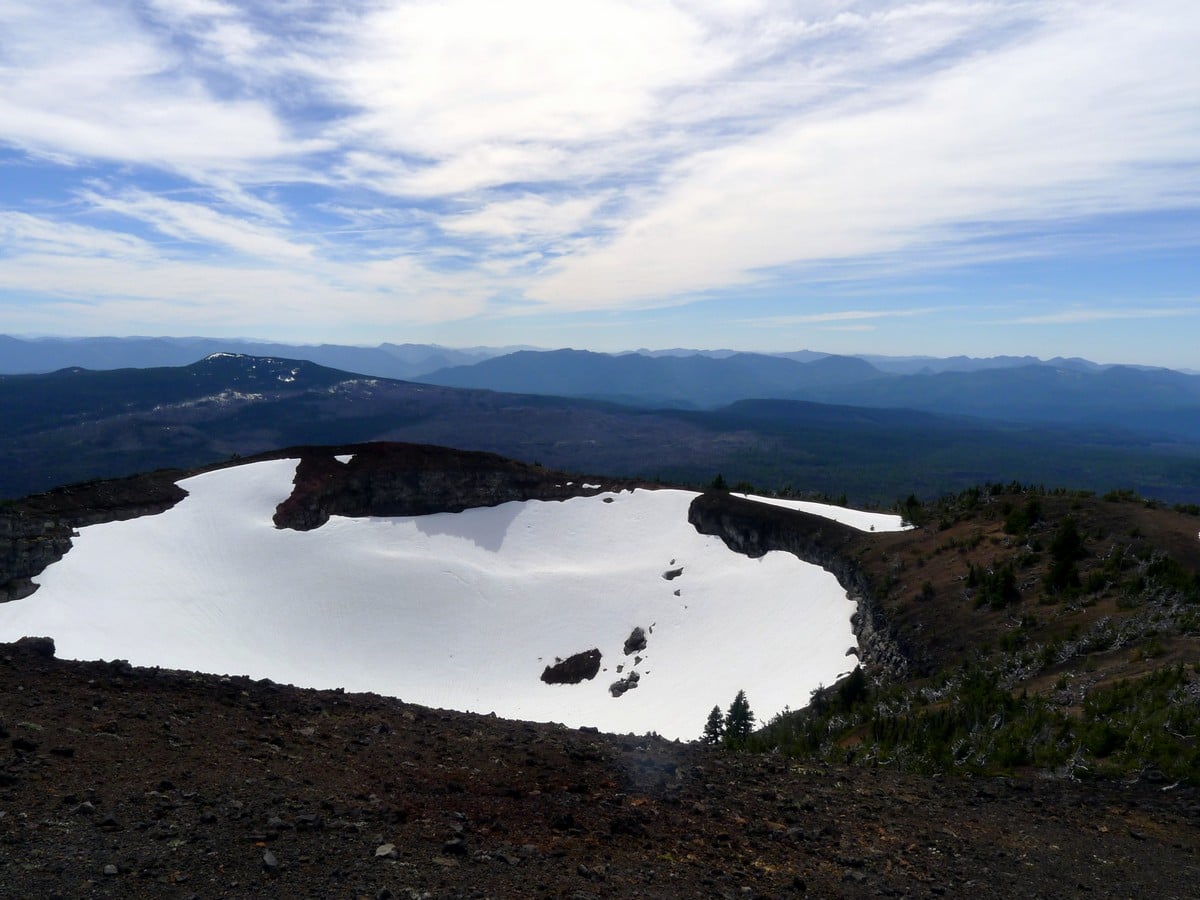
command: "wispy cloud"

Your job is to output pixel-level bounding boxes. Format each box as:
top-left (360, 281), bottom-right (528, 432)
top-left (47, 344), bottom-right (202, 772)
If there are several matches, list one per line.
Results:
top-left (0, 211), bottom-right (155, 259)
top-left (0, 0), bottom-right (1197, 359)
top-left (999, 307), bottom-right (1198, 325)
top-left (79, 189), bottom-right (314, 261)
top-left (528, 2), bottom-right (1200, 310)
top-left (0, 2), bottom-right (316, 171)
top-left (743, 307), bottom-right (948, 327)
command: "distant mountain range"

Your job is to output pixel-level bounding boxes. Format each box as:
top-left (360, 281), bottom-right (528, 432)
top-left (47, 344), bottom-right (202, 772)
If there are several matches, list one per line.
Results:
top-left (0, 334), bottom-right (526, 381)
top-left (1, 333), bottom-right (1173, 379)
top-left (4, 352), bottom-right (1200, 504)
top-left (11, 336), bottom-right (1194, 440)
top-left (417, 349), bottom-right (1200, 441)
top-left (419, 349), bottom-right (882, 408)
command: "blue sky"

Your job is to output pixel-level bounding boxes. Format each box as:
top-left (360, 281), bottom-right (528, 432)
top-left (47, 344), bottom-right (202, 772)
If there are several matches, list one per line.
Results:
top-left (0, 0), bottom-right (1197, 367)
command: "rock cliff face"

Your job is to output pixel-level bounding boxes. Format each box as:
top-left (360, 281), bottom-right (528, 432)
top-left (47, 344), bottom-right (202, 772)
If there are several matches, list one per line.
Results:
top-left (0, 514), bottom-right (73, 602)
top-left (687, 492), bottom-right (910, 681)
top-left (0, 473), bottom-right (187, 602)
top-left (271, 442), bottom-right (617, 530)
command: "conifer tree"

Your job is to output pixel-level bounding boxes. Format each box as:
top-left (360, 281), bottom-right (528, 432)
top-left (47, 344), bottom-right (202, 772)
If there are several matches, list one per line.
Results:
top-left (702, 705), bottom-right (725, 745)
top-left (724, 689), bottom-right (755, 745)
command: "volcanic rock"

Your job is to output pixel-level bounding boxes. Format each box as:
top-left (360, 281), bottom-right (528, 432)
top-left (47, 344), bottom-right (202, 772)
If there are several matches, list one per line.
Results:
top-left (540, 649), bottom-right (602, 685)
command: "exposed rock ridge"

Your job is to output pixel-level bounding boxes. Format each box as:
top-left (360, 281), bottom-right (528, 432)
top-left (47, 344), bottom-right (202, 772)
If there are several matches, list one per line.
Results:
top-left (1, 473), bottom-right (187, 602)
top-left (271, 442), bottom-right (622, 531)
top-left (1, 441), bottom-right (634, 598)
top-left (687, 491), bottom-right (911, 681)
top-left (0, 514), bottom-right (72, 602)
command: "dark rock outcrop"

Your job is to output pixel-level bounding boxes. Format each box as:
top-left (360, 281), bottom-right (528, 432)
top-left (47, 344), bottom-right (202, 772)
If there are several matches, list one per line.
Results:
top-left (1, 473), bottom-right (187, 602)
top-left (687, 492), bottom-right (910, 681)
top-left (623, 626), bottom-right (647, 656)
top-left (272, 443), bottom-right (611, 531)
top-left (541, 649), bottom-right (602, 685)
top-left (609, 671), bottom-right (640, 697)
top-left (0, 514), bottom-right (73, 602)
top-left (13, 635), bottom-right (55, 658)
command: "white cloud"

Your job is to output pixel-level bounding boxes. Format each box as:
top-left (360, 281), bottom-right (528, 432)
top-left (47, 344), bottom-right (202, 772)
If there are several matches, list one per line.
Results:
top-left (0, 211), bottom-right (156, 259)
top-left (0, 210), bottom-right (497, 335)
top-left (745, 307), bottom-right (946, 326)
top-left (1001, 307), bottom-right (1197, 325)
top-left (0, 248), bottom-right (495, 334)
top-left (142, 0), bottom-right (240, 22)
top-left (526, 1), bottom-right (1200, 310)
top-left (330, 0), bottom-right (729, 155)
top-left (439, 193), bottom-right (609, 259)
top-left (0, 1), bottom-right (313, 170)
top-left (0, 0), bottom-right (1197, 348)
top-left (79, 189), bottom-right (314, 261)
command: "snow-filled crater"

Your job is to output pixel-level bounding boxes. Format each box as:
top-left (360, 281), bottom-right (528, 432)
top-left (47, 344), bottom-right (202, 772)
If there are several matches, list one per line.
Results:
top-left (1, 460), bottom-right (866, 740)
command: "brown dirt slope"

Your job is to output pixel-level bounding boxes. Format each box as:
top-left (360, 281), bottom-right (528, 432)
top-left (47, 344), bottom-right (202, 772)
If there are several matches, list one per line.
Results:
top-left (2, 637), bottom-right (1197, 899)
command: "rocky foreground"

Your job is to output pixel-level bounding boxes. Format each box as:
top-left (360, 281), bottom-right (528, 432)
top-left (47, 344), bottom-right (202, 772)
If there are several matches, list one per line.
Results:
top-left (1, 638), bottom-right (1196, 899)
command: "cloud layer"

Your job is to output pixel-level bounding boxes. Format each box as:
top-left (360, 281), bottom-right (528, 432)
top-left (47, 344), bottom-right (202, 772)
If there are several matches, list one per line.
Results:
top-left (0, 1), bottom-right (1196, 358)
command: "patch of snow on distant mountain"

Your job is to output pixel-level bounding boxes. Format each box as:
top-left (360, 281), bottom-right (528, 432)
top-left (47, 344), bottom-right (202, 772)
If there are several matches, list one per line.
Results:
top-left (1, 461), bottom-right (862, 740)
top-left (737, 494), bottom-right (910, 532)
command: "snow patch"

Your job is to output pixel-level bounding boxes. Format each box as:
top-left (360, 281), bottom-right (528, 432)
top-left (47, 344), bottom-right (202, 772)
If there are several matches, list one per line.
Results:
top-left (1, 463), bottom-right (861, 740)
top-left (334, 454), bottom-right (354, 464)
top-left (737, 494), bottom-right (910, 532)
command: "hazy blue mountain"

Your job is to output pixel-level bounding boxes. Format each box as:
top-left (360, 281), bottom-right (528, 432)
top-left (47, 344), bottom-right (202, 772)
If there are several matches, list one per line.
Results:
top-left (9, 336), bottom-right (1196, 443)
top-left (0, 353), bottom-right (352, 436)
top-left (857, 353), bottom-right (1049, 375)
top-left (852, 353), bottom-right (1120, 375)
top-left (625, 348), bottom-right (743, 359)
top-left (424, 349), bottom-right (1200, 441)
top-left (624, 347), bottom-right (831, 363)
top-left (5, 355), bottom-right (1200, 504)
top-left (418, 349), bottom-right (884, 408)
top-left (771, 350), bottom-right (833, 364)
top-left (5, 333), bottom-right (1146, 385)
top-left (792, 364), bottom-right (1200, 440)
top-left (0, 334), bottom-right (205, 372)
top-left (0, 335), bottom-right (519, 380)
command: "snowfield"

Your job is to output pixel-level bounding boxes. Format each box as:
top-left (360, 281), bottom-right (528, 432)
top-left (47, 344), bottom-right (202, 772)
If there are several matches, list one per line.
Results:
top-left (737, 493), bottom-right (909, 532)
top-left (1, 461), bottom-right (882, 740)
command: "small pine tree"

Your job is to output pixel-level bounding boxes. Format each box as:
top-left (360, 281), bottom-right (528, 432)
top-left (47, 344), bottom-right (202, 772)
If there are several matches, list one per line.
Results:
top-left (724, 690), bottom-right (755, 745)
top-left (1045, 515), bottom-right (1086, 591)
top-left (702, 705), bottom-right (725, 745)
top-left (837, 666), bottom-right (868, 711)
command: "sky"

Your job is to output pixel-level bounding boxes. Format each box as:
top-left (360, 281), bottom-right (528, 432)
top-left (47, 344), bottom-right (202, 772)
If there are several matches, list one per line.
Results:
top-left (0, 0), bottom-right (1197, 367)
